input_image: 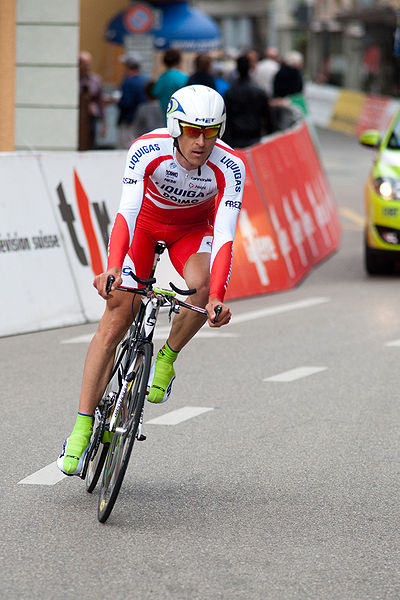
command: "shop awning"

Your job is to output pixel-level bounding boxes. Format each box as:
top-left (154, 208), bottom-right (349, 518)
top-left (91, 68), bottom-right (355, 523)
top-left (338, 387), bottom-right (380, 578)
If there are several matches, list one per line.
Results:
top-left (106, 2), bottom-right (221, 52)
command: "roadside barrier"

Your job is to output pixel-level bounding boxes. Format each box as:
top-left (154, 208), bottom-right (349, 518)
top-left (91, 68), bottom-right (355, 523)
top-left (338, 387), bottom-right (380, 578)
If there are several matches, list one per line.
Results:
top-left (226, 121), bottom-right (340, 300)
top-left (305, 82), bottom-right (400, 135)
top-left (0, 120), bottom-right (340, 336)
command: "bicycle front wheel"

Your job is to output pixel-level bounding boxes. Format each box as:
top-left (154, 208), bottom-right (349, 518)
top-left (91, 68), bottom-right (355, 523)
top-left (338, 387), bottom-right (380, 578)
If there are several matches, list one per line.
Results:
top-left (98, 343), bottom-right (151, 523)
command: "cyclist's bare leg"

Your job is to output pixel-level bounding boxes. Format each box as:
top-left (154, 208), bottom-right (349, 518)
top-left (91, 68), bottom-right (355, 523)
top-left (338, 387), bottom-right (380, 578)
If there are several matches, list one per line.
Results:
top-left (78, 290), bottom-right (140, 415)
top-left (58, 291), bottom-right (140, 474)
top-left (167, 252), bottom-right (209, 351)
top-left (147, 252), bottom-right (210, 404)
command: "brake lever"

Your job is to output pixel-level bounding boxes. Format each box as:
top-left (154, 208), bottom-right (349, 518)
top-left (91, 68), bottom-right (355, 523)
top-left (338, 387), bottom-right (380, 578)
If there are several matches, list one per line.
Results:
top-left (212, 305), bottom-right (222, 324)
top-left (106, 275), bottom-right (115, 294)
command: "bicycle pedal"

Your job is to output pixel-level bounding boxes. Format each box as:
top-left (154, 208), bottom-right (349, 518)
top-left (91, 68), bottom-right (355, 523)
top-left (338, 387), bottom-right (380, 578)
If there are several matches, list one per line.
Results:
top-left (137, 433), bottom-right (147, 441)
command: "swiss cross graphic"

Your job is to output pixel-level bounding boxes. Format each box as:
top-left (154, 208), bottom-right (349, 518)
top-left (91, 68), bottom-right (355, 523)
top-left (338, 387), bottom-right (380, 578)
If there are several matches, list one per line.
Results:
top-left (282, 195), bottom-right (308, 267)
top-left (238, 209), bottom-right (278, 286)
top-left (291, 189), bottom-right (318, 257)
top-left (268, 205), bottom-right (295, 279)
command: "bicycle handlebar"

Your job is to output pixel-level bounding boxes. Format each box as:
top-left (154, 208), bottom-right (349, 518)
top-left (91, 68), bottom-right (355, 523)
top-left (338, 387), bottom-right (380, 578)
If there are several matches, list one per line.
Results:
top-left (129, 271), bottom-right (156, 286)
top-left (106, 270), bottom-right (222, 322)
top-left (169, 281), bottom-right (196, 296)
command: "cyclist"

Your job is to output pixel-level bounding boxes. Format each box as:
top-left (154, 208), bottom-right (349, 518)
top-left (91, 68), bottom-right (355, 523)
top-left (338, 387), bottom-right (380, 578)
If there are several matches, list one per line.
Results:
top-left (58, 85), bottom-right (245, 476)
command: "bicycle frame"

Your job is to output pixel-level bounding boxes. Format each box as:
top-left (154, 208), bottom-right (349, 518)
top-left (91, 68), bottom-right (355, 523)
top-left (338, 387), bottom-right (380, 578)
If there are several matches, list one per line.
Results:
top-left (87, 240), bottom-right (219, 520)
top-left (106, 240), bottom-right (208, 436)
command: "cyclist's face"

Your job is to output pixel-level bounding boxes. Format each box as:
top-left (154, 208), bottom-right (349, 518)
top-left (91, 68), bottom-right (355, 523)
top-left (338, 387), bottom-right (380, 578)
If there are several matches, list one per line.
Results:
top-left (177, 130), bottom-right (217, 170)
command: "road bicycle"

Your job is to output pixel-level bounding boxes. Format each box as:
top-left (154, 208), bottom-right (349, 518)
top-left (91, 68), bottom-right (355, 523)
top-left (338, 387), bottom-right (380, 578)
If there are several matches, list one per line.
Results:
top-left (80, 240), bottom-right (220, 523)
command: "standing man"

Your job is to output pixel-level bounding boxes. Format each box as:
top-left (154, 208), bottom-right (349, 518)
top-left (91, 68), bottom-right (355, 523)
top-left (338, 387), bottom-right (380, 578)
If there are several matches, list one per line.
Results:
top-left (254, 47), bottom-right (280, 98)
top-left (223, 54), bottom-right (275, 148)
top-left (78, 51), bottom-right (105, 150)
top-left (57, 85), bottom-right (246, 476)
top-left (117, 51), bottom-right (147, 149)
top-left (153, 48), bottom-right (188, 123)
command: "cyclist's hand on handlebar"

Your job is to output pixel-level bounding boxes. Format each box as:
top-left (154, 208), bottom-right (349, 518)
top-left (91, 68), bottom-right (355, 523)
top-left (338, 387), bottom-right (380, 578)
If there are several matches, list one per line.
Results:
top-left (93, 267), bottom-right (122, 299)
top-left (205, 299), bottom-right (231, 328)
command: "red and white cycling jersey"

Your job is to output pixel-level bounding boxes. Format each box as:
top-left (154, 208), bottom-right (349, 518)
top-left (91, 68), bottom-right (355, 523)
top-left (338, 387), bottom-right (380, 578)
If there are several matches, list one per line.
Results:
top-left (108, 128), bottom-right (245, 301)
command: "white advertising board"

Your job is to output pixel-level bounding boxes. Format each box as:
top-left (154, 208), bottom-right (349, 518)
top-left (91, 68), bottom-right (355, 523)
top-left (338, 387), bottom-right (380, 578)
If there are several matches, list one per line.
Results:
top-left (0, 154), bottom-right (84, 336)
top-left (39, 150), bottom-right (185, 322)
top-left (305, 82), bottom-right (340, 128)
top-left (39, 150), bottom-right (123, 321)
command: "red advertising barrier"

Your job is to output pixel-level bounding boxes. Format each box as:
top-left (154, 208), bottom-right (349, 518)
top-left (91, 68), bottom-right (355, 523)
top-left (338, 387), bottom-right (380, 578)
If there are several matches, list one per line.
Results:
top-left (226, 151), bottom-right (290, 299)
top-left (355, 95), bottom-right (393, 137)
top-left (226, 122), bottom-right (340, 300)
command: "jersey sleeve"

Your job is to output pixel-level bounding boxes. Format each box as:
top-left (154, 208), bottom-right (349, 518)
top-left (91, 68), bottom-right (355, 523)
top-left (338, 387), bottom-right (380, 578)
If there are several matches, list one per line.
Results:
top-left (209, 152), bottom-right (246, 301)
top-left (107, 138), bottom-right (159, 269)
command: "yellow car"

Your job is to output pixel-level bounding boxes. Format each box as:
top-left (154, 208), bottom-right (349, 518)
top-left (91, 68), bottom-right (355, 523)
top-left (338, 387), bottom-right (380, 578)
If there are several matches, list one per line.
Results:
top-left (360, 112), bottom-right (400, 274)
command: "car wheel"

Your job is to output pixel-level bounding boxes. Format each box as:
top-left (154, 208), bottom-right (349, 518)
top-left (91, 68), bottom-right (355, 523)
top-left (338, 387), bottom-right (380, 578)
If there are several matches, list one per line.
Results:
top-left (364, 236), bottom-right (393, 275)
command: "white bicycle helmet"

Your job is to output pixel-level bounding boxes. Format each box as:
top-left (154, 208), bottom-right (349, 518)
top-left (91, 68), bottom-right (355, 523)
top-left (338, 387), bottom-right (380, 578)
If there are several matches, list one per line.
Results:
top-left (167, 85), bottom-right (226, 138)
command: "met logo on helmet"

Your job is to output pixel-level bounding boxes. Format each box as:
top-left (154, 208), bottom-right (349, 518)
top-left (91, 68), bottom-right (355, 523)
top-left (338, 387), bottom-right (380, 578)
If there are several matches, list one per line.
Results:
top-left (195, 117), bottom-right (215, 124)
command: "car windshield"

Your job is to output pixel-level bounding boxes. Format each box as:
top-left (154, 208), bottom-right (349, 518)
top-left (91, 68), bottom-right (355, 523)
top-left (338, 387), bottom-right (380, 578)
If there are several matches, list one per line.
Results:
top-left (387, 116), bottom-right (400, 149)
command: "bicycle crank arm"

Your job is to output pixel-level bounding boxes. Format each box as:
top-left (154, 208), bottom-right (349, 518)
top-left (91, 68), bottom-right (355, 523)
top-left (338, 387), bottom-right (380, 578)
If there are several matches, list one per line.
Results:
top-left (136, 408), bottom-right (146, 441)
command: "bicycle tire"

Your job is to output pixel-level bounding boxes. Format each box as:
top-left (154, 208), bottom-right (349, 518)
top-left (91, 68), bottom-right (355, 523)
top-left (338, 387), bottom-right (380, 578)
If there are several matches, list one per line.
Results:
top-left (98, 342), bottom-right (152, 523)
top-left (84, 337), bottom-right (130, 492)
top-left (85, 442), bottom-right (109, 493)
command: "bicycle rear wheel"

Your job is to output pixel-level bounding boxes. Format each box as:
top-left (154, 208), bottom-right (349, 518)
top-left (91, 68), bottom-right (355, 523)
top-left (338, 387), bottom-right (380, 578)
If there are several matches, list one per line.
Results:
top-left (85, 439), bottom-right (109, 493)
top-left (98, 342), bottom-right (151, 523)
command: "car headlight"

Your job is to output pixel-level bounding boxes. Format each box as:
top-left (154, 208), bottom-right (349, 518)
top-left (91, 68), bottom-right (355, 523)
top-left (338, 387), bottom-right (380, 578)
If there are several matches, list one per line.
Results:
top-left (373, 177), bottom-right (400, 200)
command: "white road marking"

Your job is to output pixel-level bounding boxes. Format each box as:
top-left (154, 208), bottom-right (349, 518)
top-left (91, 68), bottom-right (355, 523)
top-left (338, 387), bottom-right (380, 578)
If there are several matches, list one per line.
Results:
top-left (231, 297), bottom-right (330, 325)
top-left (18, 461), bottom-right (67, 485)
top-left (61, 333), bottom-right (94, 344)
top-left (61, 297), bottom-right (328, 344)
top-left (146, 406), bottom-right (214, 425)
top-left (385, 339), bottom-right (400, 347)
top-left (61, 330), bottom-right (237, 344)
top-left (19, 408), bottom-right (214, 485)
top-left (264, 366), bottom-right (327, 382)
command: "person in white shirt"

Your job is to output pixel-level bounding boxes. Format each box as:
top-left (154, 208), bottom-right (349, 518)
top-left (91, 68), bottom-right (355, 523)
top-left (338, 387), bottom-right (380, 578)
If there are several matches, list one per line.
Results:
top-left (254, 47), bottom-right (280, 97)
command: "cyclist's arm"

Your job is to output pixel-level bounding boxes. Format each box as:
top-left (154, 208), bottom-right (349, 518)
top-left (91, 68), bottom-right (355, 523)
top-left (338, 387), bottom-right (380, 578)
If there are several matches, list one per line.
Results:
top-left (209, 156), bottom-right (246, 303)
top-left (94, 141), bottom-right (148, 297)
top-left (107, 144), bottom-right (148, 270)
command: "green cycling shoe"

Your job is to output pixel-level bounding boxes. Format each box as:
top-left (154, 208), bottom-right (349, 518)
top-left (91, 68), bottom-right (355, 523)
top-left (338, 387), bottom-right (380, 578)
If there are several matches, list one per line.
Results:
top-left (147, 344), bottom-right (177, 404)
top-left (57, 414), bottom-right (93, 476)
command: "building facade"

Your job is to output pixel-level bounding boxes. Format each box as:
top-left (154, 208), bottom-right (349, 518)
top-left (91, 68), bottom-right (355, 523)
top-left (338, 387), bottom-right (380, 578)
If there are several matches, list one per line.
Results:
top-left (0, 0), bottom-right (80, 152)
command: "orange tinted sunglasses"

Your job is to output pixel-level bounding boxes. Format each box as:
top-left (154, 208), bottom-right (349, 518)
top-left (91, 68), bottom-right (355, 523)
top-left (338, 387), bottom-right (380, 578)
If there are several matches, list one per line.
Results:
top-left (179, 121), bottom-right (221, 139)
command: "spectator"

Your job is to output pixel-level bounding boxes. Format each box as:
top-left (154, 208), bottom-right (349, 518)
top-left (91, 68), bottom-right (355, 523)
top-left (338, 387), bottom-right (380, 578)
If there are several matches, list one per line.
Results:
top-left (254, 47), bottom-right (280, 97)
top-left (132, 80), bottom-right (164, 137)
top-left (273, 50), bottom-right (304, 98)
top-left (228, 48), bottom-right (258, 85)
top-left (271, 51), bottom-right (304, 131)
top-left (153, 49), bottom-right (188, 123)
top-left (212, 61), bottom-right (230, 97)
top-left (187, 53), bottom-right (216, 89)
top-left (117, 51), bottom-right (147, 149)
top-left (247, 49), bottom-right (259, 77)
top-left (223, 54), bottom-right (275, 148)
top-left (78, 51), bottom-right (105, 150)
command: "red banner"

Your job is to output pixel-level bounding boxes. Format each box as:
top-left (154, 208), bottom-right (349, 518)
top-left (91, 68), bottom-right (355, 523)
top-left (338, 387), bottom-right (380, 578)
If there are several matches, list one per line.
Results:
top-left (226, 123), bottom-right (340, 300)
top-left (355, 95), bottom-right (392, 137)
top-left (226, 152), bottom-right (289, 300)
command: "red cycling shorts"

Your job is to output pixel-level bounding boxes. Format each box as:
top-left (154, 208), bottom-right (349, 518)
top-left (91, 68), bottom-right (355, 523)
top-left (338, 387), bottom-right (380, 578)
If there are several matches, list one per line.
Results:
top-left (120, 215), bottom-right (213, 288)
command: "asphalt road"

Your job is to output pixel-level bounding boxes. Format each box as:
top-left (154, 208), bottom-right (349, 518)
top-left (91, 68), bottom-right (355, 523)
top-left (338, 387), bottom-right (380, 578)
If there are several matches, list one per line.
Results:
top-left (1, 128), bottom-right (400, 599)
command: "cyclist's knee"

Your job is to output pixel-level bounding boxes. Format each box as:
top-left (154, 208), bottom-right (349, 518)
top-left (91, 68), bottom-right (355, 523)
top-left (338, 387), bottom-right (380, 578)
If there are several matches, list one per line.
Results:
top-left (96, 320), bottom-right (128, 351)
top-left (190, 281), bottom-right (210, 308)
top-left (97, 306), bottom-right (133, 349)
